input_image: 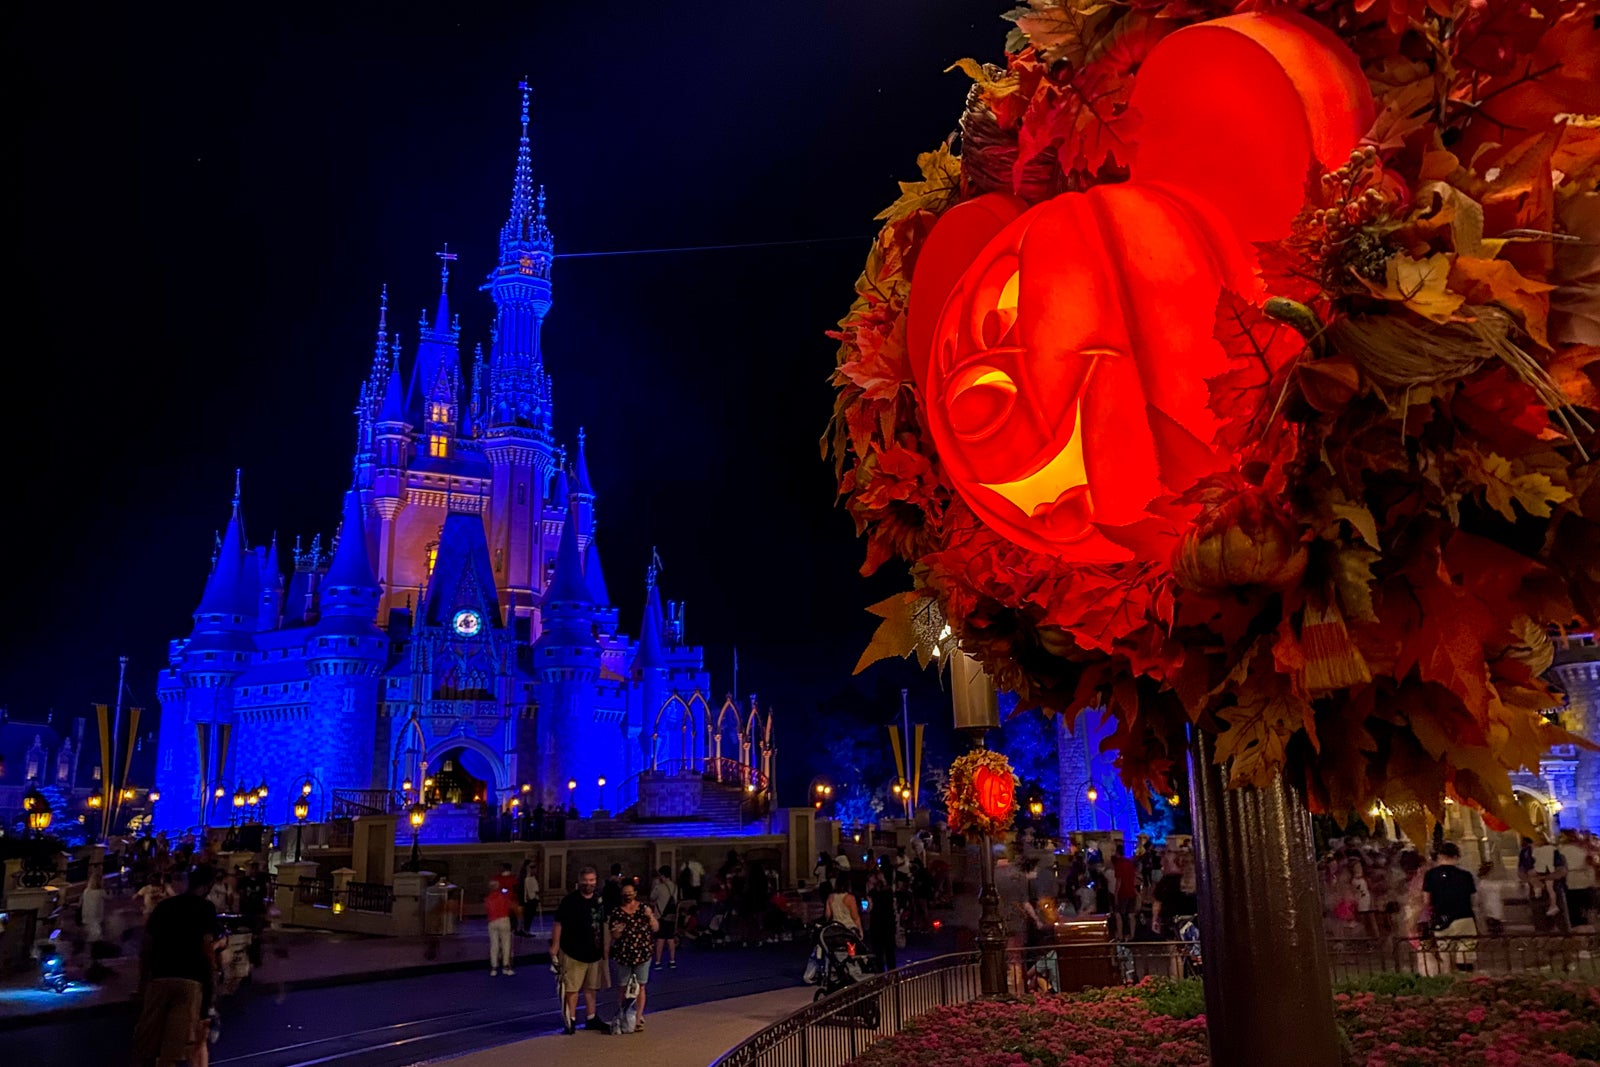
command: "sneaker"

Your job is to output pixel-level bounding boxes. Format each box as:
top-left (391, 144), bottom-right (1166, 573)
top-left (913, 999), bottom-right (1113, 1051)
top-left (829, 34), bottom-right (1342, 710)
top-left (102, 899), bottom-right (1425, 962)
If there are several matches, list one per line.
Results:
top-left (584, 1015), bottom-right (608, 1032)
top-left (563, 1018), bottom-right (576, 1036)
top-left (670, 960), bottom-right (677, 968)
top-left (490, 969), bottom-right (500, 977)
top-left (504, 968), bottom-right (515, 975)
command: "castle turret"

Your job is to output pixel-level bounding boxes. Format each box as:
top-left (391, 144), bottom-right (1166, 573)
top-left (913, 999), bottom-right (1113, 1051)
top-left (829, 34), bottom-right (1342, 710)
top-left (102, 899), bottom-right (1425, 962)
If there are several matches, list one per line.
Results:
top-left (631, 563), bottom-right (669, 779)
top-left (572, 427), bottom-right (596, 543)
top-left (532, 499), bottom-right (600, 802)
top-left (418, 249), bottom-right (462, 461)
top-left (302, 489), bottom-right (388, 794)
top-left (373, 331), bottom-right (411, 617)
top-left (154, 472), bottom-right (257, 829)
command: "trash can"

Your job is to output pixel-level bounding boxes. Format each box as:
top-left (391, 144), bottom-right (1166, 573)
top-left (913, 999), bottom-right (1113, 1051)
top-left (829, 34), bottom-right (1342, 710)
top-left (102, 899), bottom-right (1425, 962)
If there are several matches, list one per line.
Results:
top-left (423, 884), bottom-right (457, 936)
top-left (1051, 915), bottom-right (1118, 991)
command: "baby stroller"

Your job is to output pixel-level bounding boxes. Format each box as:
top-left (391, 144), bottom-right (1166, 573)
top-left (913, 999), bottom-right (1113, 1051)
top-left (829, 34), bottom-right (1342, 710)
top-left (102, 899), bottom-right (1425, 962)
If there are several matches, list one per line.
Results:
top-left (803, 923), bottom-right (880, 1026)
top-left (1176, 914), bottom-right (1203, 978)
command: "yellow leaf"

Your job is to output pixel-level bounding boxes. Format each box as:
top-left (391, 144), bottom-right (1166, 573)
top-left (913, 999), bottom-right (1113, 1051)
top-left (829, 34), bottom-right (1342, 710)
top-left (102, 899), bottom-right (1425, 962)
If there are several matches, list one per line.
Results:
top-left (945, 58), bottom-right (1019, 99)
top-left (874, 144), bottom-right (962, 224)
top-left (1459, 449), bottom-right (1573, 521)
top-left (1330, 500), bottom-right (1381, 548)
top-left (1333, 545), bottom-right (1382, 624)
top-left (1373, 253), bottom-right (1465, 322)
top-left (1413, 181), bottom-right (1489, 258)
top-left (853, 592), bottom-right (920, 674)
top-left (1215, 674), bottom-right (1310, 788)
top-left (1450, 256), bottom-right (1557, 350)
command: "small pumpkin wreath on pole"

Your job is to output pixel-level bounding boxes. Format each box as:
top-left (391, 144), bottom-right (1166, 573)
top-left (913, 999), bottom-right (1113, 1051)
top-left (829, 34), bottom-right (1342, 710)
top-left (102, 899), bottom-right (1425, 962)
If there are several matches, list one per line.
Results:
top-left (946, 750), bottom-right (1018, 838)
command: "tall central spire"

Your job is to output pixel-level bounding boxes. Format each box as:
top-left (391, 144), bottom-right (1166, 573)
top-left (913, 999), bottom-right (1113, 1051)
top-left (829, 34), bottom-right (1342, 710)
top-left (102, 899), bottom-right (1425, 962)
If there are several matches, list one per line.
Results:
top-left (485, 79), bottom-right (554, 434)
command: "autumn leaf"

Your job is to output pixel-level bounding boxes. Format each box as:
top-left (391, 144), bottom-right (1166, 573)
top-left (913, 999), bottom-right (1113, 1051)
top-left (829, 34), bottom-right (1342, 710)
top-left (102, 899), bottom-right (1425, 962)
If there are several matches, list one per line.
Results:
top-left (1458, 448), bottom-right (1573, 521)
top-left (1206, 288), bottom-right (1307, 451)
top-left (1412, 181), bottom-right (1501, 259)
top-left (1399, 567), bottom-right (1498, 721)
top-left (1546, 346), bottom-right (1600, 409)
top-left (854, 592), bottom-right (921, 674)
top-left (1330, 498), bottom-right (1381, 548)
top-left (1450, 256), bottom-right (1557, 350)
top-left (1364, 252), bottom-right (1465, 322)
top-left (875, 145), bottom-right (962, 224)
top-left (1216, 672), bottom-right (1312, 788)
top-left (1364, 68), bottom-right (1439, 152)
top-left (1333, 545), bottom-right (1382, 623)
top-left (1002, 0), bottom-right (1115, 65)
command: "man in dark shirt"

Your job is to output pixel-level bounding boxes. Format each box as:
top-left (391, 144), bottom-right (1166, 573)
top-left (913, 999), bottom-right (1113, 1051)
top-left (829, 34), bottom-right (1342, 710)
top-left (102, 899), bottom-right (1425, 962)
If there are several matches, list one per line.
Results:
top-left (1423, 842), bottom-right (1478, 971)
top-left (133, 864), bottom-right (220, 1067)
top-left (551, 866), bottom-right (607, 1034)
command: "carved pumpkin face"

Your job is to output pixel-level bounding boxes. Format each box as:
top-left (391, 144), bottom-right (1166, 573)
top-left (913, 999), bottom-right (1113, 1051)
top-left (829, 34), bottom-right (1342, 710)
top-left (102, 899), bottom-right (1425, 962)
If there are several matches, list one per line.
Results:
top-left (972, 764), bottom-right (1015, 821)
top-left (907, 12), bottom-right (1374, 562)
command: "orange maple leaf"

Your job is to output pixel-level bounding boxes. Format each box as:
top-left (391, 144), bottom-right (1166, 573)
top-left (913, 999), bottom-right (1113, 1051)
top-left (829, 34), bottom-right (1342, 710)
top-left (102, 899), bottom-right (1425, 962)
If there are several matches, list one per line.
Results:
top-left (1206, 289), bottom-right (1306, 452)
top-left (1450, 256), bottom-right (1556, 350)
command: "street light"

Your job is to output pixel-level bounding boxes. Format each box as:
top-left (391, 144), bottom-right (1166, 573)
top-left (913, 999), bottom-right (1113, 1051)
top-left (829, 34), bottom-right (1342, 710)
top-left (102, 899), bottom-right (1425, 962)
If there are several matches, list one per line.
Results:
top-left (256, 780), bottom-right (269, 799)
top-left (24, 786), bottom-right (52, 835)
top-left (405, 802), bottom-right (426, 872)
top-left (597, 776), bottom-right (607, 811)
top-left (293, 796), bottom-right (310, 862)
top-left (1029, 799), bottom-right (1045, 818)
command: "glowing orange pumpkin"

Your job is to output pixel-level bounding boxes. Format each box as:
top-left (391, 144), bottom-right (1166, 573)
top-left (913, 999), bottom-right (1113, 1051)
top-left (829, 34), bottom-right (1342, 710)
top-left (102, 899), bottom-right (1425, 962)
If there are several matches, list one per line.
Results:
top-left (907, 13), bottom-right (1374, 561)
top-left (972, 764), bottom-right (1016, 821)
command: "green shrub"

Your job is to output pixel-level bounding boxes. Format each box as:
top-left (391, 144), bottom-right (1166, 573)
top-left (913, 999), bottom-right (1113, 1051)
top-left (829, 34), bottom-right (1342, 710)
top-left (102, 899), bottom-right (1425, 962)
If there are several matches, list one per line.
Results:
top-left (1333, 972), bottom-right (1458, 997)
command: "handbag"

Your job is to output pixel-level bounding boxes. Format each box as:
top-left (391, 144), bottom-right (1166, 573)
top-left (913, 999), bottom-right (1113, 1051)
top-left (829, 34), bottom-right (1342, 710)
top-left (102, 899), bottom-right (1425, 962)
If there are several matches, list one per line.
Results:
top-left (624, 973), bottom-right (641, 999)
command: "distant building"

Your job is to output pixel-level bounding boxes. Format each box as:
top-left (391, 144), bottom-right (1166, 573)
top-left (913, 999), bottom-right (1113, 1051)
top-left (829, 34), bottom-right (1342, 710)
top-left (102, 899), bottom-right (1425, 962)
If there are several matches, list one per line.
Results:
top-left (152, 85), bottom-right (738, 835)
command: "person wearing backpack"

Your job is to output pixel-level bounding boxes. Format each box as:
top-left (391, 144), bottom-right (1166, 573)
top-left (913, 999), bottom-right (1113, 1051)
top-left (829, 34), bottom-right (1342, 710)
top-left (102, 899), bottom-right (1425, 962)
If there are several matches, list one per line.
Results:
top-left (650, 866), bottom-right (679, 968)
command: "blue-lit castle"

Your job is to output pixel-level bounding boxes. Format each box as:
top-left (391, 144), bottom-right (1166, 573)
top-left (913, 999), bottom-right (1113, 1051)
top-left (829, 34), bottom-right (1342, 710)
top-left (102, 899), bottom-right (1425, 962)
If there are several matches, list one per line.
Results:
top-left (152, 86), bottom-right (749, 836)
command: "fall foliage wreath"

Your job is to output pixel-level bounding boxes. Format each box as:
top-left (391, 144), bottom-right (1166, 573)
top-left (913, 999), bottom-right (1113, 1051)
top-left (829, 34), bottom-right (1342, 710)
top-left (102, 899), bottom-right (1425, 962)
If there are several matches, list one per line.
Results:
top-left (946, 750), bottom-right (1021, 837)
top-left (827, 0), bottom-right (1600, 841)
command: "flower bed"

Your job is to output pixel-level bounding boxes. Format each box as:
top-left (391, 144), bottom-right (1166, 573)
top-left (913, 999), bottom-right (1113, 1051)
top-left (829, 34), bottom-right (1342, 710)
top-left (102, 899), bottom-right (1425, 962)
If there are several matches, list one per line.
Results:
top-left (849, 976), bottom-right (1600, 1067)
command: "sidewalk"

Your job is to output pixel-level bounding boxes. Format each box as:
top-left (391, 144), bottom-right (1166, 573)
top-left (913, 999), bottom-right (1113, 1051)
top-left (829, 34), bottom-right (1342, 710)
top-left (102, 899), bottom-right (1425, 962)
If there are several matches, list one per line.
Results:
top-left (435, 985), bottom-right (816, 1067)
top-left (0, 917), bottom-right (551, 1027)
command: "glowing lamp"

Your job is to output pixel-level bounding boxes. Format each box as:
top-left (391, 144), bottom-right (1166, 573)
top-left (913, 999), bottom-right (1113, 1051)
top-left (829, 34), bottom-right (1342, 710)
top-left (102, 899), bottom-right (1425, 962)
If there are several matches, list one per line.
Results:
top-left (567, 779), bottom-right (577, 792)
top-left (332, 901), bottom-right (345, 915)
top-left (814, 801), bottom-right (823, 809)
top-left (972, 765), bottom-right (1015, 821)
top-left (402, 779), bottom-right (413, 793)
top-left (423, 777), bottom-right (435, 789)
top-left (88, 795), bottom-right (103, 809)
top-left (1028, 800), bottom-right (1044, 817)
top-left (510, 798), bottom-right (520, 808)
top-left (257, 780), bottom-right (269, 798)
top-left (215, 786), bottom-right (226, 799)
top-left (293, 797), bottom-right (310, 822)
top-left (28, 808), bottom-right (53, 833)
top-left (520, 783), bottom-right (531, 794)
top-left (745, 782), bottom-right (756, 794)
top-left (301, 780), bottom-right (314, 797)
top-left (148, 790), bottom-right (161, 803)
top-left (905, 12), bottom-right (1373, 560)
top-left (122, 788), bottom-right (135, 801)
top-left (1168, 794), bottom-right (1181, 807)
top-left (232, 788), bottom-right (246, 809)
top-left (597, 777), bottom-right (606, 787)
top-left (408, 802), bottom-right (427, 830)
top-left (1086, 786), bottom-right (1100, 804)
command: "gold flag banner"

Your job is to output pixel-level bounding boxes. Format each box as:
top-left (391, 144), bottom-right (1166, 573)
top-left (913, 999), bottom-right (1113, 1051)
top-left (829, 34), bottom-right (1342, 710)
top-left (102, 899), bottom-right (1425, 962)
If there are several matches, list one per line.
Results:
top-left (95, 704), bottom-right (113, 824)
top-left (115, 707), bottom-right (143, 828)
top-left (911, 723), bottom-right (925, 810)
top-left (888, 724), bottom-right (906, 786)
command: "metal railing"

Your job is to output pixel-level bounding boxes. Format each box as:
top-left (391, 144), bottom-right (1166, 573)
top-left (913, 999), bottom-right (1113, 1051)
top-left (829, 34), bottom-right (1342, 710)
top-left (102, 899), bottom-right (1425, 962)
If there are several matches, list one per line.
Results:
top-left (331, 789), bottom-right (405, 818)
top-left (1327, 933), bottom-right (1600, 982)
top-left (295, 876), bottom-right (333, 908)
top-left (713, 934), bottom-right (1600, 1067)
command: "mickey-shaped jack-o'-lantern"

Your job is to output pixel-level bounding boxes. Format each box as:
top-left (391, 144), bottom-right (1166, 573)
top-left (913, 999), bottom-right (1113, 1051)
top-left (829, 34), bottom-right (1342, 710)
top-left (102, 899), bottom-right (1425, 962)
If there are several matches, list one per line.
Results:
top-left (972, 763), bottom-right (1016, 821)
top-left (907, 13), bottom-right (1374, 561)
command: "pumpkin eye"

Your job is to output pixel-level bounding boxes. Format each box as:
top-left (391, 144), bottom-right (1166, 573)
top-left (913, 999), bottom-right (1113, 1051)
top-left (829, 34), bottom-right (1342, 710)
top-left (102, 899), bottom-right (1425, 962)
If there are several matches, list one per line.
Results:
top-left (969, 259), bottom-right (1021, 351)
top-left (948, 365), bottom-right (1017, 441)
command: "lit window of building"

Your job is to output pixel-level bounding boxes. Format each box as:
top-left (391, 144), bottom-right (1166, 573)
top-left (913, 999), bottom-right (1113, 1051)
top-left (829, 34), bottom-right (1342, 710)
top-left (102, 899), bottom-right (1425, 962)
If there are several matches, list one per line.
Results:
top-left (429, 434), bottom-right (447, 458)
top-left (427, 545), bottom-right (438, 575)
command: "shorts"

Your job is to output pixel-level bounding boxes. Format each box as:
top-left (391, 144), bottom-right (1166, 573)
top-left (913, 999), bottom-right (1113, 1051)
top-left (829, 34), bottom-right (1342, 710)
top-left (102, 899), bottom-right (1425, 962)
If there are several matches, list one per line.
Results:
top-left (131, 977), bottom-right (203, 1064)
top-left (613, 959), bottom-right (651, 987)
top-left (559, 955), bottom-right (608, 993)
top-left (654, 921), bottom-right (676, 941)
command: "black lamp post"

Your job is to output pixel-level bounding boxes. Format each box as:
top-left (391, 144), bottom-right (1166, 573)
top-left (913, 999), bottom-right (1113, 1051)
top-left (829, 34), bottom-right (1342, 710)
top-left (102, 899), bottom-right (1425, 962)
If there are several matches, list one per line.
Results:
top-left (405, 802), bottom-right (426, 872)
top-left (21, 785), bottom-right (55, 888)
top-left (293, 796), bottom-right (310, 862)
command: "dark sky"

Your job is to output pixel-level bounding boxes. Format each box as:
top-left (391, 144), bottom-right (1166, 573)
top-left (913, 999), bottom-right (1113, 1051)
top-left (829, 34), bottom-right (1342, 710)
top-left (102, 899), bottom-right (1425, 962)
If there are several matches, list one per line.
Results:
top-left (9, 2), bottom-right (1013, 792)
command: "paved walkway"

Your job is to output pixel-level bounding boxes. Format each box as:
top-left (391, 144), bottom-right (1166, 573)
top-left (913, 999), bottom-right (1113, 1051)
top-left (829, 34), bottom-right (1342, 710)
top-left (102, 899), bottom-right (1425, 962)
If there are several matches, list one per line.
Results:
top-left (0, 917), bottom-right (549, 1024)
top-left (435, 985), bottom-right (815, 1067)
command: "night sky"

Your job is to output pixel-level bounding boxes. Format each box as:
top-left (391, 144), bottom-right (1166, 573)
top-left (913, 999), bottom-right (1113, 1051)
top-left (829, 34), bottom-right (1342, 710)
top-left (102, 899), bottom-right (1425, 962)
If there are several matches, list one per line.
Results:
top-left (10, 2), bottom-right (1016, 795)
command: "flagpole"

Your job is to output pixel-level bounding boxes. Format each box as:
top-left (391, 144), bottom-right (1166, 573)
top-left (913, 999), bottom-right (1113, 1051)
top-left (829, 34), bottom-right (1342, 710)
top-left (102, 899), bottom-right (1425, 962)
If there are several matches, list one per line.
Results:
top-left (107, 655), bottom-right (128, 844)
top-left (901, 688), bottom-right (912, 824)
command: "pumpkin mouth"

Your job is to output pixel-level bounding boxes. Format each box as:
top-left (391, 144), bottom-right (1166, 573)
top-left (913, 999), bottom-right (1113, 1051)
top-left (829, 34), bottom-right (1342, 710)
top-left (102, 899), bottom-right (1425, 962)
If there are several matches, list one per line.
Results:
top-left (980, 396), bottom-right (1096, 542)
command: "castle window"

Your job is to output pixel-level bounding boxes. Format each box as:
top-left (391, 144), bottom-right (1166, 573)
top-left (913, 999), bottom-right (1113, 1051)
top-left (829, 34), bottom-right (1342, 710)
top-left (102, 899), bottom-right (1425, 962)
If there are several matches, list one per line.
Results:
top-left (429, 434), bottom-right (447, 458)
top-left (427, 544), bottom-right (438, 576)
top-left (430, 403), bottom-right (448, 424)
top-left (517, 484), bottom-right (526, 505)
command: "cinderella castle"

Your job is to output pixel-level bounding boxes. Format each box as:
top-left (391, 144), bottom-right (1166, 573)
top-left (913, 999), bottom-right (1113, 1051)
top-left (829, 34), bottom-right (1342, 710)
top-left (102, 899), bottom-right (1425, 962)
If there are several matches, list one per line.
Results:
top-left (152, 85), bottom-right (747, 835)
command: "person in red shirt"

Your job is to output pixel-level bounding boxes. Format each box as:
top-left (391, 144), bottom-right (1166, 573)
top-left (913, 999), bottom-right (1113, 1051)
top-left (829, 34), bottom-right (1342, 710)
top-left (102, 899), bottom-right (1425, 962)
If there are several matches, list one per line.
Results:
top-left (485, 879), bottom-right (516, 976)
top-left (1111, 849), bottom-right (1140, 942)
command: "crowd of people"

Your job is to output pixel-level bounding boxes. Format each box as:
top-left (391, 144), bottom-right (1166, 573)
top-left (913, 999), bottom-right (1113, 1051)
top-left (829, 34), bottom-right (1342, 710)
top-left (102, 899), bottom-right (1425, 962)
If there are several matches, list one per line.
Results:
top-left (1319, 829), bottom-right (1600, 941)
top-left (811, 835), bottom-right (944, 971)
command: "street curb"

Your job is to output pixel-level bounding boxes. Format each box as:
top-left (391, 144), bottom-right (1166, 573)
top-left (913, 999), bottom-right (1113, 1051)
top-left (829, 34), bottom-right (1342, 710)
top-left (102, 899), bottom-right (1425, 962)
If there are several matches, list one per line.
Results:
top-left (0, 947), bottom-right (554, 1032)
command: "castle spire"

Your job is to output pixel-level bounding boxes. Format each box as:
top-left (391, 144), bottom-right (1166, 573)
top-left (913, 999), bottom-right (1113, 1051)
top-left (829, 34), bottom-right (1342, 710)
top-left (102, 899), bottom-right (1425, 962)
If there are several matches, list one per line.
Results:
top-left (373, 285), bottom-right (390, 377)
top-left (546, 497), bottom-right (591, 606)
top-left (197, 471), bottom-right (254, 617)
top-left (573, 427), bottom-right (594, 497)
top-left (632, 562), bottom-right (668, 672)
top-left (503, 81), bottom-right (536, 252)
top-left (432, 245), bottom-right (456, 335)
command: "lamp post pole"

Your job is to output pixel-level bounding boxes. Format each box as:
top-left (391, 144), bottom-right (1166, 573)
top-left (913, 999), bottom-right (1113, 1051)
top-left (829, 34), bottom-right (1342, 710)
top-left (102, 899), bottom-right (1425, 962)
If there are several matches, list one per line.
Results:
top-left (950, 648), bottom-right (1006, 996)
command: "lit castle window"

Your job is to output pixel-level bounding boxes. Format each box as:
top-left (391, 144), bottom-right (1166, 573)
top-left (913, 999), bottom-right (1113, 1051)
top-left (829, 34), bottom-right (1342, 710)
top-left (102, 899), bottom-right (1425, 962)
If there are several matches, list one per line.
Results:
top-left (430, 403), bottom-right (449, 424)
top-left (429, 434), bottom-right (447, 458)
top-left (427, 544), bottom-right (438, 576)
